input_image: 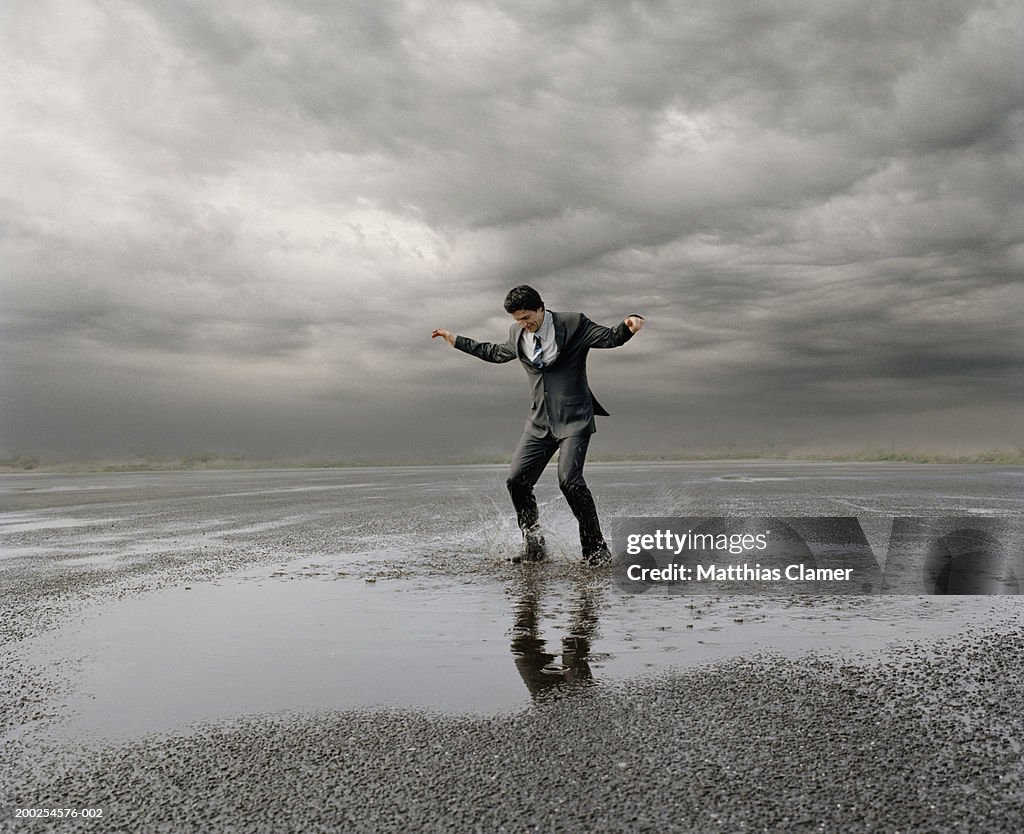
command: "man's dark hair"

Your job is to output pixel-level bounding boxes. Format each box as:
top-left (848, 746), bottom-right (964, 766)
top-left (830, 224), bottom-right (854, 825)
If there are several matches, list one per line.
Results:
top-left (503, 285), bottom-right (544, 314)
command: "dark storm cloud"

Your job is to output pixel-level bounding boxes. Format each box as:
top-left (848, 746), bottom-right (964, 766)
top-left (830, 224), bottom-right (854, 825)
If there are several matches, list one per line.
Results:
top-left (1, 0), bottom-right (1022, 459)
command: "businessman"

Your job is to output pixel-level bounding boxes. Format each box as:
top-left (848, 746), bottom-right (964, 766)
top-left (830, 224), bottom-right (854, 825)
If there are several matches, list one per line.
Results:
top-left (432, 285), bottom-right (644, 565)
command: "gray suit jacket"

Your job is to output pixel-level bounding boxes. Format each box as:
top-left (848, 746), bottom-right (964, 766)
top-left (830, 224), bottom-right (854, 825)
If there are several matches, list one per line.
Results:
top-left (454, 311), bottom-right (635, 438)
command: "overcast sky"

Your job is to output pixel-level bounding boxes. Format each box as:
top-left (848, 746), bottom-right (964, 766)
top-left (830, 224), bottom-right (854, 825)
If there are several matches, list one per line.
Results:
top-left (2, 0), bottom-right (1022, 462)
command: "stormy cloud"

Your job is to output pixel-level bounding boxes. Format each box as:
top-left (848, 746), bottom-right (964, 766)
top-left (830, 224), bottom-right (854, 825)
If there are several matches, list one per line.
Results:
top-left (2, 0), bottom-right (1022, 461)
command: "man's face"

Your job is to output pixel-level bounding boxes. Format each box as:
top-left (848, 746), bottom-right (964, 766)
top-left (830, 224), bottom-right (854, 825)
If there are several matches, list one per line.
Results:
top-left (511, 307), bottom-right (544, 333)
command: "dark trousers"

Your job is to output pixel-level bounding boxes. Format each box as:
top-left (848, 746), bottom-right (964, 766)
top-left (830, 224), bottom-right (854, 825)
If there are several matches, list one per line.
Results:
top-left (506, 432), bottom-right (607, 558)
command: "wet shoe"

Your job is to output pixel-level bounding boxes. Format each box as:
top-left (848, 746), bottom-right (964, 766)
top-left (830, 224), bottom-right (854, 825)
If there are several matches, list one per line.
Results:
top-left (583, 543), bottom-right (612, 566)
top-left (510, 535), bottom-right (547, 564)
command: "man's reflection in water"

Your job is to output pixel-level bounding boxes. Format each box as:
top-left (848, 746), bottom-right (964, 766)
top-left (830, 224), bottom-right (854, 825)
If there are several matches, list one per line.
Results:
top-left (509, 572), bottom-right (602, 701)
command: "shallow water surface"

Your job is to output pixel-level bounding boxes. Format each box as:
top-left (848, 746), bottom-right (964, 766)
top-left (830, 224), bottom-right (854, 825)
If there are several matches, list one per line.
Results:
top-left (21, 565), bottom-right (1022, 741)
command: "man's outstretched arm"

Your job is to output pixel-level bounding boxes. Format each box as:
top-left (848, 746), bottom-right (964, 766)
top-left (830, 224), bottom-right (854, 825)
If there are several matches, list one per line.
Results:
top-left (580, 314), bottom-right (645, 349)
top-left (431, 328), bottom-right (517, 363)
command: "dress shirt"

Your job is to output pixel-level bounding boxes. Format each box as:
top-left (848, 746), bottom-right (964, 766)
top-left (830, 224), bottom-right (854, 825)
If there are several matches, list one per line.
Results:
top-left (521, 309), bottom-right (558, 368)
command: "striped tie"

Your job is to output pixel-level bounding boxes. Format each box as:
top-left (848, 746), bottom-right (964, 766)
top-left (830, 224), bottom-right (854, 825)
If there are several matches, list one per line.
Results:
top-left (531, 334), bottom-right (544, 369)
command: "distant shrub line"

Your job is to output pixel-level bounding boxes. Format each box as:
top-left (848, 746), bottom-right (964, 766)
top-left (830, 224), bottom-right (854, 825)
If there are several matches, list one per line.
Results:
top-left (2, 447), bottom-right (1022, 473)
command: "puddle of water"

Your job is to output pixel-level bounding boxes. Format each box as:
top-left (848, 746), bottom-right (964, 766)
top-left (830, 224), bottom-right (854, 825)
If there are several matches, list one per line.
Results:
top-left (17, 565), bottom-right (1021, 744)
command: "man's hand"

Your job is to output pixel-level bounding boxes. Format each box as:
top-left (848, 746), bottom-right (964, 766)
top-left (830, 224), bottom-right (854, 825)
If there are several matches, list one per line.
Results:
top-left (625, 315), bottom-right (645, 334)
top-left (431, 328), bottom-right (456, 346)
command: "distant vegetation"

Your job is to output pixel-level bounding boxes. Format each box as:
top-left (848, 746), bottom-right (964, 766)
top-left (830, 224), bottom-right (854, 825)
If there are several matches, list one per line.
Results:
top-left (2, 447), bottom-right (1022, 473)
top-left (0, 455), bottom-right (41, 471)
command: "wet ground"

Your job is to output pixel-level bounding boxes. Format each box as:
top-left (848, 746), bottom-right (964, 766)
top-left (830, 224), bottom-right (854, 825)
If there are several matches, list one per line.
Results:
top-left (2, 462), bottom-right (1023, 832)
